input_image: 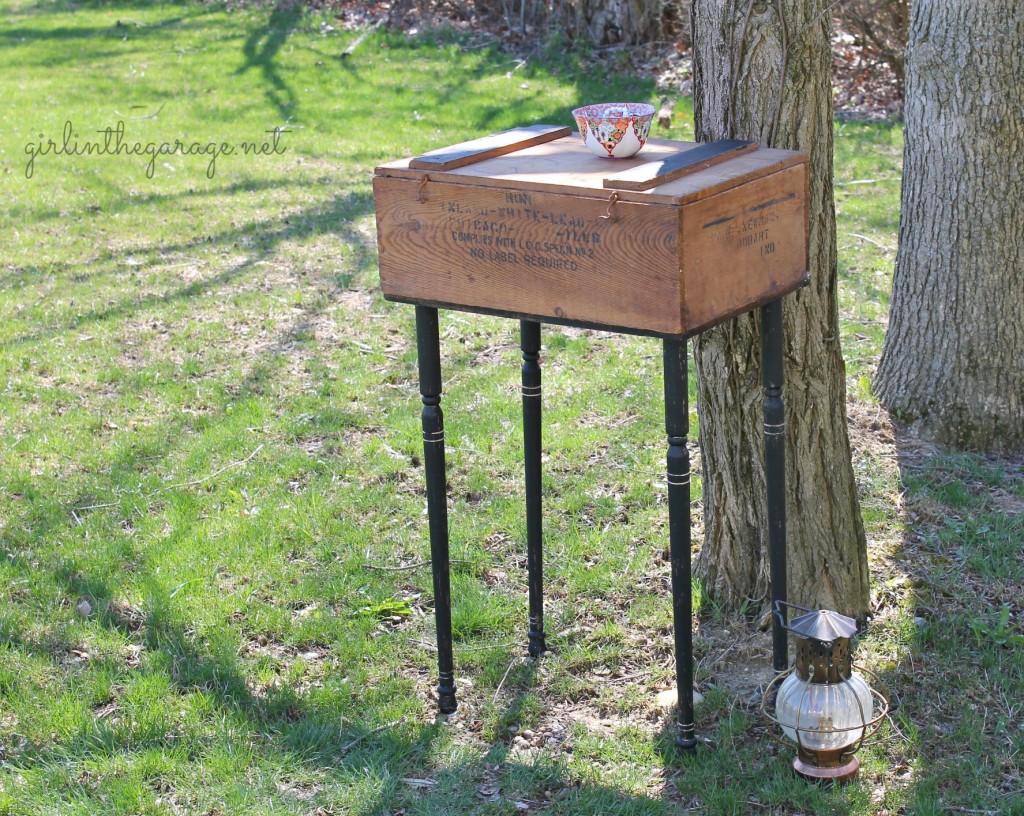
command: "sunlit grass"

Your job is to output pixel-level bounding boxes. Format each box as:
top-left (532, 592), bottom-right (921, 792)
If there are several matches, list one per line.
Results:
top-left (1, 1), bottom-right (1022, 813)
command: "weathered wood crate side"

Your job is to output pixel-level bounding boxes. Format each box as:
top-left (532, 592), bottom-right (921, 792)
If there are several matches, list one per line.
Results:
top-left (374, 176), bottom-right (685, 335)
top-left (374, 147), bottom-right (809, 336)
top-left (680, 162), bottom-right (809, 333)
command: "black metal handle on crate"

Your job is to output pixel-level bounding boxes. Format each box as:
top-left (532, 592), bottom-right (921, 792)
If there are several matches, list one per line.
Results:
top-left (602, 139), bottom-right (758, 191)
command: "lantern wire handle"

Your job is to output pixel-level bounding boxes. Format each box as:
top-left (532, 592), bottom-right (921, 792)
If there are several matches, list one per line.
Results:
top-left (760, 665), bottom-right (891, 751)
top-left (774, 599), bottom-right (835, 645)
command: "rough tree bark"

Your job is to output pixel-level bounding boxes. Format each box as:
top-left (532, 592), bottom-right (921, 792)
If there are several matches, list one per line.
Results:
top-left (874, 3), bottom-right (1024, 454)
top-left (571, 0), bottom-right (671, 45)
top-left (690, 0), bottom-right (870, 619)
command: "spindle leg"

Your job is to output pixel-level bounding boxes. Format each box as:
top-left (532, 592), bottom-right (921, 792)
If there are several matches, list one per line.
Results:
top-left (416, 306), bottom-right (457, 713)
top-left (521, 320), bottom-right (546, 657)
top-left (761, 299), bottom-right (789, 672)
top-left (663, 337), bottom-right (699, 749)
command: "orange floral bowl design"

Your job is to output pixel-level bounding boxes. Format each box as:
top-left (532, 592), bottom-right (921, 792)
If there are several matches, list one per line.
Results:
top-left (572, 102), bottom-right (655, 159)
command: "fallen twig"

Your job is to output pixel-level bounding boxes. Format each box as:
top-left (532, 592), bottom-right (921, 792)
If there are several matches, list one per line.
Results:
top-left (847, 232), bottom-right (888, 249)
top-left (602, 670), bottom-right (648, 685)
top-left (493, 656), bottom-right (525, 703)
top-left (158, 444), bottom-right (265, 493)
top-left (883, 713), bottom-right (917, 749)
top-left (340, 20), bottom-right (382, 59)
top-left (361, 557), bottom-right (472, 572)
top-left (340, 719), bottom-right (402, 753)
top-left (72, 443), bottom-right (265, 513)
top-left (413, 639), bottom-right (516, 653)
top-left (72, 501), bottom-right (121, 511)
top-left (112, 103), bottom-right (165, 121)
top-left (835, 177), bottom-right (901, 187)
top-left (362, 560), bottom-right (432, 572)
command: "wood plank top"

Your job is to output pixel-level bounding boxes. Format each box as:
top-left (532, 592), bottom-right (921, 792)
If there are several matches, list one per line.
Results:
top-left (408, 125), bottom-right (572, 171)
top-left (602, 139), bottom-right (757, 191)
top-left (376, 135), bottom-right (806, 206)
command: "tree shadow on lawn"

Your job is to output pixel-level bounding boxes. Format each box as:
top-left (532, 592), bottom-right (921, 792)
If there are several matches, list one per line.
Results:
top-left (331, 657), bottom-right (879, 816)
top-left (0, 344), bottom-right (377, 762)
top-left (1, 178), bottom-right (304, 249)
top-left (0, 16), bottom-right (192, 43)
top-left (235, 0), bottom-right (303, 120)
top-left (329, 20), bottom-right (657, 144)
top-left (0, 185), bottom-right (377, 354)
top-left (856, 415), bottom-right (1024, 813)
top-left (2, 445), bottom-right (875, 816)
top-left (2, 0), bottom-right (210, 47)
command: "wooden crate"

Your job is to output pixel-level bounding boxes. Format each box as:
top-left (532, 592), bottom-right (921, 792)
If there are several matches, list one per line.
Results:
top-left (373, 128), bottom-right (808, 337)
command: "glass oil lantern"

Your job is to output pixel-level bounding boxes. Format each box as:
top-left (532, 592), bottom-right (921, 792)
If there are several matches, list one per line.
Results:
top-left (762, 602), bottom-right (890, 782)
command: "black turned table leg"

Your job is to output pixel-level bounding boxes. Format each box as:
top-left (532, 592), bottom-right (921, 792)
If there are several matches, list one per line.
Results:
top-left (663, 337), bottom-right (699, 749)
top-left (415, 306), bottom-right (457, 713)
top-left (760, 299), bottom-right (788, 672)
top-left (521, 320), bottom-right (546, 657)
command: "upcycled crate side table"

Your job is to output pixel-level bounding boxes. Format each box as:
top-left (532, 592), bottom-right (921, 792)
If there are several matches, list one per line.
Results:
top-left (373, 127), bottom-right (808, 747)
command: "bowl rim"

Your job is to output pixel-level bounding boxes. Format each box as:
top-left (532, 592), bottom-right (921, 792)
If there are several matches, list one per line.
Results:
top-left (572, 102), bottom-right (655, 119)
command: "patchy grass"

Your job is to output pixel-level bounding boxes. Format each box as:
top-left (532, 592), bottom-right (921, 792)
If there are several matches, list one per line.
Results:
top-left (1, 1), bottom-right (1022, 814)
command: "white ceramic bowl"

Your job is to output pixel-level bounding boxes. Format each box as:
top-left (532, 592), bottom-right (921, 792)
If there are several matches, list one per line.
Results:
top-left (572, 102), bottom-right (655, 159)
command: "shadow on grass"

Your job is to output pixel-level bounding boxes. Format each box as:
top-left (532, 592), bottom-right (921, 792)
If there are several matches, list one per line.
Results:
top-left (21, 0), bottom-right (194, 11)
top-left (868, 425), bottom-right (1024, 813)
top-left (0, 371), bottom-right (369, 752)
top-left (1, 0), bottom-right (200, 44)
top-left (326, 660), bottom-right (875, 816)
top-left (2, 437), bottom-right (873, 814)
top-left (2, 178), bottom-right (305, 240)
top-left (0, 185), bottom-right (377, 353)
top-left (235, 0), bottom-right (302, 120)
top-left (0, 11), bottom-right (738, 811)
top-left (0, 18), bottom-right (192, 42)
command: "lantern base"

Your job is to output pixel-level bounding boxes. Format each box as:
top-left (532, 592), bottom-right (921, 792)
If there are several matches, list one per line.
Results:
top-left (793, 755), bottom-right (859, 783)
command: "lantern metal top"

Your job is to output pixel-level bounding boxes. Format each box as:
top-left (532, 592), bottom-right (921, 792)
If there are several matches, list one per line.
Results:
top-left (775, 601), bottom-right (858, 645)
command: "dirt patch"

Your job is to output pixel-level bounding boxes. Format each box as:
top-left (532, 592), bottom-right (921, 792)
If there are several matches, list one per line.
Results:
top-left (847, 397), bottom-right (898, 459)
top-left (989, 487), bottom-right (1024, 516)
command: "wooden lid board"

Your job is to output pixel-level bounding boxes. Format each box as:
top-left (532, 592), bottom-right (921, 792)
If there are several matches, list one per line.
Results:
top-left (602, 139), bottom-right (758, 191)
top-left (376, 135), bottom-right (806, 206)
top-left (408, 124), bottom-right (572, 171)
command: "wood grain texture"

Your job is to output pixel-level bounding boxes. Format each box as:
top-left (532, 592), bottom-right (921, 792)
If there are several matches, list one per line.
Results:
top-left (602, 139), bottom-right (757, 191)
top-left (408, 125), bottom-right (572, 170)
top-left (378, 138), bottom-right (804, 206)
top-left (374, 176), bottom-right (684, 334)
top-left (374, 159), bottom-right (808, 336)
top-left (681, 164), bottom-right (807, 333)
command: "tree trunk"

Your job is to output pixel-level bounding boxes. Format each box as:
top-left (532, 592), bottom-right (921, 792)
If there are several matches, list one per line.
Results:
top-left (690, 0), bottom-right (870, 619)
top-left (572, 0), bottom-right (666, 45)
top-left (874, 2), bottom-right (1024, 454)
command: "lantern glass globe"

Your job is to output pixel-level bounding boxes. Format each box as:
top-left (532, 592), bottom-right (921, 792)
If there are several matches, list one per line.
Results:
top-left (775, 670), bottom-right (874, 752)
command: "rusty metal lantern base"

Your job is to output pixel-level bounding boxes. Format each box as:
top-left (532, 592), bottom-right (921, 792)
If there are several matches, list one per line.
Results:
top-left (793, 752), bottom-right (859, 784)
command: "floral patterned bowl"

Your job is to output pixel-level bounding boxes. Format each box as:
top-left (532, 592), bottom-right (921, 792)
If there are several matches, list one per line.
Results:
top-left (572, 102), bottom-right (656, 159)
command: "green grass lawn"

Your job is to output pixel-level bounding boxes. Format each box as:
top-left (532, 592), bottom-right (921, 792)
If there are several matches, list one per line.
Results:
top-left (1, 1), bottom-right (1022, 814)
